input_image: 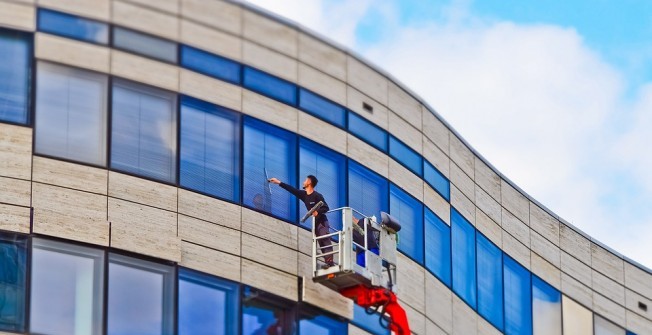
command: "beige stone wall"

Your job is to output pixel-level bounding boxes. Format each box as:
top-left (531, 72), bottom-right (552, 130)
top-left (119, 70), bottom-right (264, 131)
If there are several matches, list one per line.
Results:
top-left (0, 0), bottom-right (651, 334)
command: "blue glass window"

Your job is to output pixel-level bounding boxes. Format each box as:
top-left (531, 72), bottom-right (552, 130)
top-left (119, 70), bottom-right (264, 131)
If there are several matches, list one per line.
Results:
top-left (113, 27), bottom-right (177, 63)
top-left (347, 112), bottom-right (388, 152)
top-left (476, 234), bottom-right (503, 331)
top-left (108, 253), bottom-right (176, 335)
top-left (299, 138), bottom-right (346, 229)
top-left (504, 255), bottom-right (532, 335)
top-left (451, 208), bottom-right (476, 308)
top-left (0, 232), bottom-right (27, 332)
top-left (390, 184), bottom-right (424, 264)
top-left (298, 312), bottom-right (347, 335)
top-left (243, 117), bottom-right (297, 221)
top-left (424, 208), bottom-right (451, 286)
top-left (348, 160), bottom-right (388, 220)
top-left (532, 276), bottom-right (561, 335)
top-left (181, 45), bottom-right (241, 84)
top-left (389, 136), bottom-right (422, 176)
top-left (180, 96), bottom-right (240, 202)
top-left (37, 9), bottom-right (109, 44)
top-left (111, 80), bottom-right (177, 183)
top-left (424, 161), bottom-right (450, 201)
top-left (298, 89), bottom-right (346, 127)
top-left (351, 304), bottom-right (389, 335)
top-left (243, 67), bottom-right (297, 105)
top-left (0, 29), bottom-right (31, 125)
top-left (178, 268), bottom-right (239, 335)
top-left (626, 331), bottom-right (637, 335)
top-left (35, 62), bottom-right (109, 166)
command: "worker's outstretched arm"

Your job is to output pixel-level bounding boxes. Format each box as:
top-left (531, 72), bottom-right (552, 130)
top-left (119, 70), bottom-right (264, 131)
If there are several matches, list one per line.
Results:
top-left (269, 178), bottom-right (306, 200)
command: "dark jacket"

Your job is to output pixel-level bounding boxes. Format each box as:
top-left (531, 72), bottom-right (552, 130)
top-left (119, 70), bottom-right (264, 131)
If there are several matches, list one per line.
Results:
top-left (279, 183), bottom-right (329, 225)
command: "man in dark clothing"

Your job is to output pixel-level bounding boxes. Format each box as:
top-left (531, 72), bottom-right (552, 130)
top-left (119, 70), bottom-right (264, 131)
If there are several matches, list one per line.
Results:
top-left (268, 175), bottom-right (334, 268)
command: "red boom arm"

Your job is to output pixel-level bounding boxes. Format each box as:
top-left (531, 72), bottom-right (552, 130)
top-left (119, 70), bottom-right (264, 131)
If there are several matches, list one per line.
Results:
top-left (340, 285), bottom-right (411, 335)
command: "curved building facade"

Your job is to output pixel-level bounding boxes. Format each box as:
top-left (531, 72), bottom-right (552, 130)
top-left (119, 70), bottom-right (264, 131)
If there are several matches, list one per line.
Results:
top-left (0, 0), bottom-right (649, 334)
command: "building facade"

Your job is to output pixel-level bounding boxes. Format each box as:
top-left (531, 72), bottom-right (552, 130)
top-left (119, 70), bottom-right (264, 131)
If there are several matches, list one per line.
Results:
top-left (0, 0), bottom-right (650, 334)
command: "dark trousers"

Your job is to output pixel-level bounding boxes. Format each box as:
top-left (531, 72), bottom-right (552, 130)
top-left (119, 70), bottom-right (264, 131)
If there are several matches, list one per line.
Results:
top-left (317, 221), bottom-right (333, 264)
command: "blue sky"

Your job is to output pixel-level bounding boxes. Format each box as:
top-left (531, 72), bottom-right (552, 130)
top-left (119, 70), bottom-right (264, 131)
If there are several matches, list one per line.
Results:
top-left (246, 0), bottom-right (652, 269)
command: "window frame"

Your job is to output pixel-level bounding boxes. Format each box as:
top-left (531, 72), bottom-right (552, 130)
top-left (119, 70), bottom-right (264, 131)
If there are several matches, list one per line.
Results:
top-left (347, 111), bottom-right (389, 153)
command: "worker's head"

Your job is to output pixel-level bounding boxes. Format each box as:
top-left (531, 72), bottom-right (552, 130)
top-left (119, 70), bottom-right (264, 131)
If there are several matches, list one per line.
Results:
top-left (303, 175), bottom-right (318, 190)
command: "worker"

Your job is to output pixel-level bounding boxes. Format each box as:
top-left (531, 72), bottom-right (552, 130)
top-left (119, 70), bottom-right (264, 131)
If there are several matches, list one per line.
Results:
top-left (352, 217), bottom-right (380, 267)
top-left (268, 175), bottom-right (334, 268)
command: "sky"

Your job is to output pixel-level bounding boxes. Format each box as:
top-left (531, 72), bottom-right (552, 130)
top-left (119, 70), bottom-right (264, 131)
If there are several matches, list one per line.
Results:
top-left (244, 0), bottom-right (652, 269)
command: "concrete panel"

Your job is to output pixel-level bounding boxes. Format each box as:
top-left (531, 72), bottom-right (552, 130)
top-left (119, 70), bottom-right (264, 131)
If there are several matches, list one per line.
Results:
top-left (396, 253), bottom-right (426, 313)
top-left (449, 135), bottom-right (473, 179)
top-left (592, 269), bottom-right (625, 305)
top-left (500, 180), bottom-right (529, 225)
top-left (561, 252), bottom-right (592, 288)
top-left (241, 208), bottom-right (298, 250)
top-left (425, 273), bottom-right (452, 334)
top-left (178, 189), bottom-right (241, 230)
top-left (426, 319), bottom-right (448, 335)
top-left (180, 241), bottom-right (241, 282)
top-left (0, 176), bottom-right (30, 207)
top-left (624, 262), bottom-right (652, 300)
top-left (347, 134), bottom-right (389, 178)
top-left (178, 214), bottom-right (240, 255)
top-left (478, 317), bottom-right (502, 335)
top-left (451, 185), bottom-right (474, 226)
top-left (298, 33), bottom-right (347, 81)
top-left (450, 163), bottom-right (474, 203)
top-left (32, 157), bottom-right (107, 195)
top-left (242, 233), bottom-right (297, 275)
top-left (626, 310), bottom-right (652, 335)
top-left (452, 295), bottom-right (477, 335)
top-left (422, 107), bottom-right (449, 155)
top-left (476, 209), bottom-right (502, 248)
top-left (562, 272), bottom-right (593, 308)
top-left (242, 41), bottom-right (297, 82)
top-left (298, 112), bottom-right (347, 155)
top-left (559, 224), bottom-right (591, 265)
top-left (32, 183), bottom-right (108, 246)
top-left (389, 111), bottom-right (422, 154)
top-left (348, 325), bottom-right (373, 335)
top-left (180, 19), bottom-right (241, 60)
top-left (36, 33), bottom-right (110, 73)
top-left (180, 69), bottom-right (242, 112)
top-left (111, 50), bottom-right (179, 91)
top-left (112, 0), bottom-right (178, 40)
top-left (423, 136), bottom-right (450, 178)
top-left (402, 301), bottom-right (426, 335)
top-left (0, 1), bottom-right (34, 31)
top-left (180, 0), bottom-right (241, 35)
top-left (39, 0), bottom-right (109, 21)
top-left (388, 82), bottom-right (422, 130)
top-left (530, 230), bottom-right (560, 268)
top-left (0, 123), bottom-right (32, 180)
top-left (0, 203), bottom-right (30, 234)
top-left (625, 289), bottom-right (652, 321)
top-left (389, 159), bottom-right (423, 201)
top-left (593, 292), bottom-right (626, 328)
top-left (592, 242), bottom-right (625, 285)
top-left (123, 0), bottom-right (178, 14)
top-left (108, 172), bottom-right (177, 211)
top-left (297, 228), bottom-right (311, 256)
top-left (474, 157), bottom-right (500, 202)
top-left (347, 86), bottom-right (389, 129)
top-left (502, 230), bottom-right (530, 269)
top-left (475, 186), bottom-right (501, 225)
top-left (347, 56), bottom-right (388, 105)
top-left (531, 252), bottom-right (561, 290)
top-left (529, 203), bottom-right (560, 246)
top-left (243, 10), bottom-right (297, 57)
top-left (108, 198), bottom-right (180, 262)
top-left (242, 258), bottom-right (298, 302)
top-left (298, 63), bottom-right (346, 106)
top-left (298, 254), bottom-right (353, 319)
top-left (501, 208), bottom-right (530, 247)
top-left (424, 184), bottom-right (450, 225)
top-left (242, 90), bottom-right (298, 133)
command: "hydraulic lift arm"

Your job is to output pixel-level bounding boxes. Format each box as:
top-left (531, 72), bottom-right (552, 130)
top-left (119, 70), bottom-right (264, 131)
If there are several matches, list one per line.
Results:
top-left (340, 285), bottom-right (411, 335)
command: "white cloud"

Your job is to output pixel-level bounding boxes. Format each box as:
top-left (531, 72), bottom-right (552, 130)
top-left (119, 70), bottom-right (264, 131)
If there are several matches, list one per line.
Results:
top-left (244, 0), bottom-right (652, 269)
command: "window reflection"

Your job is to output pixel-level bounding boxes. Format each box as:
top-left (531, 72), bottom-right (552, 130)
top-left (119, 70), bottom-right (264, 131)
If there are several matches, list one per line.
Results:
top-left (0, 233), bottom-right (27, 332)
top-left (242, 301), bottom-right (291, 335)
